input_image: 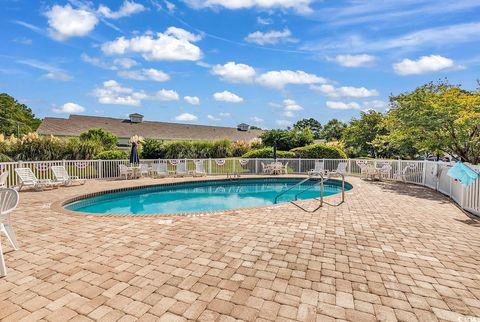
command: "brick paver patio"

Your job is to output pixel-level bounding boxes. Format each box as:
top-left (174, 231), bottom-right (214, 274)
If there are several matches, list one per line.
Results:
top-left (1, 176), bottom-right (479, 321)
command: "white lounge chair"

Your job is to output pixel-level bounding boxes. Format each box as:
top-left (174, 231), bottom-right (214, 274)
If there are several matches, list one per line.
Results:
top-left (282, 162), bottom-right (289, 174)
top-left (51, 166), bottom-right (86, 186)
top-left (0, 172), bottom-right (8, 188)
top-left (153, 162), bottom-right (169, 178)
top-left (119, 164), bottom-right (133, 180)
top-left (139, 164), bottom-right (150, 177)
top-left (0, 188), bottom-right (19, 276)
top-left (327, 162), bottom-right (347, 177)
top-left (194, 161), bottom-right (207, 177)
top-left (308, 161), bottom-right (325, 176)
top-left (14, 168), bottom-right (60, 191)
top-left (261, 162), bottom-right (269, 174)
top-left (175, 162), bottom-right (188, 177)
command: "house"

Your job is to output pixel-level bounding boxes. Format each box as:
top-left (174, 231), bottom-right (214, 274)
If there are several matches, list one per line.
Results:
top-left (37, 114), bottom-right (264, 146)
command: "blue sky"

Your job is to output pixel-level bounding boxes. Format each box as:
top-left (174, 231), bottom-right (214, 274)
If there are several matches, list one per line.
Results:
top-left (1, 0), bottom-right (480, 129)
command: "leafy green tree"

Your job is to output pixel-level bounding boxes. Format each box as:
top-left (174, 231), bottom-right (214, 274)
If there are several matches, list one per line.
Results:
top-left (0, 93), bottom-right (41, 136)
top-left (342, 110), bottom-right (386, 158)
top-left (79, 128), bottom-right (118, 150)
top-left (293, 118), bottom-right (322, 139)
top-left (385, 80), bottom-right (480, 163)
top-left (320, 119), bottom-right (347, 141)
top-left (260, 128), bottom-right (313, 150)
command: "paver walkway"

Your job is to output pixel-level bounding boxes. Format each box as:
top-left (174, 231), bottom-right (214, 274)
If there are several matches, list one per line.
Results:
top-left (0, 176), bottom-right (479, 322)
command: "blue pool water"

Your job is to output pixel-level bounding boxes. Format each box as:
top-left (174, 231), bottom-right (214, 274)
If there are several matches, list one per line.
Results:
top-left (65, 178), bottom-right (352, 215)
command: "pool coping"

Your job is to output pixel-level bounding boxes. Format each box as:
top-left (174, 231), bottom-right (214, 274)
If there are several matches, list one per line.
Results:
top-left (52, 176), bottom-right (353, 218)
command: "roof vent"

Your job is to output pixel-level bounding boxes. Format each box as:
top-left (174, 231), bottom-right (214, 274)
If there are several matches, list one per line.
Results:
top-left (237, 123), bottom-right (250, 131)
top-left (129, 113), bottom-right (144, 123)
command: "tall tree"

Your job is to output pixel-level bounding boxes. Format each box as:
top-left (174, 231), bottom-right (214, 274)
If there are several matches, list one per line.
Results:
top-left (0, 93), bottom-right (41, 136)
top-left (386, 81), bottom-right (480, 163)
top-left (320, 119), bottom-right (347, 141)
top-left (293, 118), bottom-right (322, 139)
top-left (260, 128), bottom-right (314, 150)
top-left (342, 110), bottom-right (386, 158)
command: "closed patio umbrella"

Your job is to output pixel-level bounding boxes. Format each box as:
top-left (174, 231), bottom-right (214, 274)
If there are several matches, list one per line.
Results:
top-left (273, 141), bottom-right (277, 161)
top-left (129, 142), bottom-right (140, 165)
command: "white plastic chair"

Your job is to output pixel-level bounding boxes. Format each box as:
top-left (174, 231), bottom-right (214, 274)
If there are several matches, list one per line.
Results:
top-left (308, 161), bottom-right (325, 176)
top-left (0, 188), bottom-right (19, 276)
top-left (327, 162), bottom-right (347, 177)
top-left (194, 161), bottom-right (207, 177)
top-left (0, 172), bottom-right (8, 188)
top-left (15, 168), bottom-right (60, 191)
top-left (51, 166), bottom-right (85, 186)
top-left (119, 164), bottom-right (133, 180)
top-left (175, 162), bottom-right (188, 177)
top-left (139, 164), bottom-right (150, 177)
top-left (282, 162), bottom-right (289, 174)
top-left (153, 162), bottom-right (168, 178)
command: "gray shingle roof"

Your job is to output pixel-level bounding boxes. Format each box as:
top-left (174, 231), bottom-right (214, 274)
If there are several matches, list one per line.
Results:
top-left (37, 115), bottom-right (264, 141)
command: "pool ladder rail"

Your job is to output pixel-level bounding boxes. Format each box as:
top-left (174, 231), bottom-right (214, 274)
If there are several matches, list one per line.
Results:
top-left (273, 172), bottom-right (346, 212)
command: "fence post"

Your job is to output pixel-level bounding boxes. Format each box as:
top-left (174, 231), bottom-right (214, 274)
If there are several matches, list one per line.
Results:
top-left (232, 158), bottom-right (236, 175)
top-left (348, 159), bottom-right (351, 175)
top-left (422, 160), bottom-right (427, 185)
top-left (255, 158), bottom-right (258, 174)
top-left (298, 158), bottom-right (302, 173)
top-left (98, 159), bottom-right (103, 179)
top-left (208, 158), bottom-right (212, 174)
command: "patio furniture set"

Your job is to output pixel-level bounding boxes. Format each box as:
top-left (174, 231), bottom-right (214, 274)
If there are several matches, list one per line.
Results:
top-left (118, 161), bottom-right (207, 180)
top-left (261, 161), bottom-right (289, 175)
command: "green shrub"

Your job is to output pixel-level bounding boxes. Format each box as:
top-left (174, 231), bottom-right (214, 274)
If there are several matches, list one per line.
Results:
top-left (231, 140), bottom-right (251, 157)
top-left (79, 128), bottom-right (118, 150)
top-left (141, 139), bottom-right (233, 159)
top-left (141, 138), bottom-right (163, 159)
top-left (242, 147), bottom-right (296, 158)
top-left (10, 133), bottom-right (66, 161)
top-left (290, 143), bottom-right (347, 159)
top-left (94, 150), bottom-right (128, 160)
top-left (64, 138), bottom-right (103, 160)
top-left (0, 153), bottom-right (12, 162)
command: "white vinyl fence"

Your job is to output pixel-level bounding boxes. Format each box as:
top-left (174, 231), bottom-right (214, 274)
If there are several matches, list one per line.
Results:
top-left (0, 158), bottom-right (478, 216)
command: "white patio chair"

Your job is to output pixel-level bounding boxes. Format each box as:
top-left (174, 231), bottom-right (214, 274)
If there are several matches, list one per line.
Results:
top-left (261, 162), bottom-right (269, 174)
top-left (328, 162), bottom-right (348, 177)
top-left (153, 162), bottom-right (169, 178)
top-left (356, 160), bottom-right (375, 179)
top-left (308, 161), bottom-right (325, 176)
top-left (377, 162), bottom-right (392, 180)
top-left (51, 166), bottom-right (86, 186)
top-left (118, 164), bottom-right (133, 180)
top-left (139, 164), bottom-right (150, 177)
top-left (14, 168), bottom-right (60, 191)
top-left (0, 172), bottom-right (8, 188)
top-left (175, 162), bottom-right (188, 177)
top-left (194, 161), bottom-right (207, 177)
top-left (0, 188), bottom-right (20, 276)
top-left (282, 162), bottom-right (289, 174)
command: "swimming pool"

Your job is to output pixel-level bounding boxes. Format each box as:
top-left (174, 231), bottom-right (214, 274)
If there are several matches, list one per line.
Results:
top-left (65, 178), bottom-right (352, 215)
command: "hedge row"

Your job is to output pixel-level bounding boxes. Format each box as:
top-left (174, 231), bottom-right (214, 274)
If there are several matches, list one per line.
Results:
top-left (242, 143), bottom-right (347, 159)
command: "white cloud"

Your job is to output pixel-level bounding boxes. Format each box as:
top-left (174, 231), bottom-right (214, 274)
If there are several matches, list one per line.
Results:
top-left (311, 84), bottom-right (379, 98)
top-left (183, 0), bottom-right (313, 14)
top-left (211, 61), bottom-right (256, 83)
top-left (184, 96), bottom-right (200, 105)
top-left (118, 68), bottom-right (170, 82)
top-left (245, 29), bottom-right (297, 45)
top-left (45, 4), bottom-right (98, 41)
top-left (334, 54), bottom-right (376, 67)
top-left (81, 53), bottom-right (116, 70)
top-left (155, 89), bottom-right (179, 101)
top-left (113, 58), bottom-right (137, 69)
top-left (53, 102), bottom-right (85, 114)
top-left (251, 116), bottom-right (264, 123)
top-left (257, 17), bottom-right (273, 25)
top-left (283, 99), bottom-right (303, 111)
top-left (393, 55), bottom-right (458, 75)
top-left (213, 90), bottom-right (244, 103)
top-left (256, 70), bottom-right (327, 89)
top-left (326, 101), bottom-right (361, 110)
top-left (92, 80), bottom-right (147, 106)
top-left (98, 1), bottom-right (145, 19)
top-left (207, 113), bottom-right (231, 121)
top-left (175, 113), bottom-right (198, 122)
top-left (101, 27), bottom-right (202, 61)
top-left (43, 71), bottom-right (73, 81)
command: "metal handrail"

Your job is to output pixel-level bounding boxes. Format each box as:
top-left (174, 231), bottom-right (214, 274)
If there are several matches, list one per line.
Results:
top-left (274, 177), bottom-right (312, 204)
top-left (295, 174), bottom-right (325, 201)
